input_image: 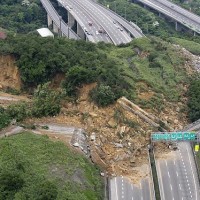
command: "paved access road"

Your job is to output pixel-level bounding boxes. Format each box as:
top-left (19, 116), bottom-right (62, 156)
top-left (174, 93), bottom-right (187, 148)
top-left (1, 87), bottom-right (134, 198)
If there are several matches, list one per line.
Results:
top-left (156, 142), bottom-right (200, 200)
top-left (110, 176), bottom-right (153, 200)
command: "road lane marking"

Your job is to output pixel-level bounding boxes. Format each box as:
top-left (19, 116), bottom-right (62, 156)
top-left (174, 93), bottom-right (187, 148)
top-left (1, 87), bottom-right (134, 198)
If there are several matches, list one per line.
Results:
top-left (140, 182), bottom-right (144, 200)
top-left (186, 143), bottom-right (198, 200)
top-left (170, 184), bottom-right (172, 191)
top-left (158, 160), bottom-right (165, 200)
top-left (114, 177), bottom-right (119, 200)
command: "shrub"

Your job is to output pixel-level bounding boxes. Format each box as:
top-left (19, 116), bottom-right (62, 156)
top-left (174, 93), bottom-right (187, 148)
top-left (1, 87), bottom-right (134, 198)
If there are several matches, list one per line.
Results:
top-left (90, 84), bottom-right (116, 107)
top-left (0, 106), bottom-right (11, 130)
top-left (31, 83), bottom-right (62, 117)
top-left (6, 102), bottom-right (29, 122)
top-left (187, 78), bottom-right (200, 122)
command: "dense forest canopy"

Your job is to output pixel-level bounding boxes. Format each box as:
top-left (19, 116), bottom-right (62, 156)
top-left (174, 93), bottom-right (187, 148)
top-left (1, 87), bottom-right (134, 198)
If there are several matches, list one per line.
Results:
top-left (0, 0), bottom-right (46, 33)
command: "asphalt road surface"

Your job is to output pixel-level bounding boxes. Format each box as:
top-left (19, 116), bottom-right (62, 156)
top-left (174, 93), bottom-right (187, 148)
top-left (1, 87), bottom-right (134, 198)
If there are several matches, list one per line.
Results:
top-left (156, 142), bottom-right (200, 200)
top-left (59, 0), bottom-right (132, 45)
top-left (110, 176), bottom-right (153, 200)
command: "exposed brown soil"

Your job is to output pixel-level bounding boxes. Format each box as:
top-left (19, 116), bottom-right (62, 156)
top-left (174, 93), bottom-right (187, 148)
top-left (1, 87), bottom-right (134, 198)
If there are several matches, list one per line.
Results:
top-left (0, 55), bottom-right (21, 90)
top-left (0, 52), bottom-right (195, 184)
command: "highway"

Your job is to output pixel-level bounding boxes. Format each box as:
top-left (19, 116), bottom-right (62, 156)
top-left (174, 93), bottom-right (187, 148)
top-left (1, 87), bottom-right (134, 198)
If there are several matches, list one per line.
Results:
top-left (58, 0), bottom-right (111, 43)
top-left (65, 0), bottom-right (132, 45)
top-left (110, 176), bottom-right (153, 200)
top-left (41, 0), bottom-right (144, 44)
top-left (89, 0), bottom-right (144, 38)
top-left (156, 120), bottom-right (200, 200)
top-left (136, 0), bottom-right (200, 34)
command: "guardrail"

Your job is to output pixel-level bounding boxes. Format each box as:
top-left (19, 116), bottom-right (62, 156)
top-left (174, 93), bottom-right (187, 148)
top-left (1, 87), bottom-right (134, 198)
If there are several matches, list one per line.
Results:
top-left (147, 148), bottom-right (156, 200)
top-left (149, 147), bottom-right (161, 200)
top-left (191, 142), bottom-right (200, 186)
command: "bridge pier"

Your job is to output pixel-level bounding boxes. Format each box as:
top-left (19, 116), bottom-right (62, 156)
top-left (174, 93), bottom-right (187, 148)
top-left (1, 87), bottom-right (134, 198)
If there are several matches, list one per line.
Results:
top-left (47, 14), bottom-right (53, 27)
top-left (68, 12), bottom-right (75, 28)
top-left (77, 23), bottom-right (85, 39)
top-left (175, 21), bottom-right (181, 31)
top-left (158, 12), bottom-right (165, 19)
top-left (53, 22), bottom-right (59, 33)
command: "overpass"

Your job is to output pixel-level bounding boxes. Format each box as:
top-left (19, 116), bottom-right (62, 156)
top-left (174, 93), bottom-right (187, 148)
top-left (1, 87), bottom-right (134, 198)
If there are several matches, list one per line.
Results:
top-left (40, 0), bottom-right (144, 45)
top-left (134, 0), bottom-right (200, 35)
top-left (40, 0), bottom-right (79, 39)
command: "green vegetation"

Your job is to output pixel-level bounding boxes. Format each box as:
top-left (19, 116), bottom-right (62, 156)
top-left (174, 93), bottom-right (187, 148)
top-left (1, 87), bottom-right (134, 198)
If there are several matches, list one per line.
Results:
top-left (172, 0), bottom-right (200, 16)
top-left (107, 37), bottom-right (189, 103)
top-left (0, 34), bottom-right (190, 108)
top-left (0, 0), bottom-right (46, 33)
top-left (31, 82), bottom-right (62, 117)
top-left (99, 0), bottom-right (200, 44)
top-left (0, 107), bottom-right (11, 130)
top-left (0, 84), bottom-right (62, 127)
top-left (187, 77), bottom-right (200, 122)
top-left (169, 37), bottom-right (200, 55)
top-left (0, 132), bottom-right (104, 200)
top-left (90, 84), bottom-right (116, 107)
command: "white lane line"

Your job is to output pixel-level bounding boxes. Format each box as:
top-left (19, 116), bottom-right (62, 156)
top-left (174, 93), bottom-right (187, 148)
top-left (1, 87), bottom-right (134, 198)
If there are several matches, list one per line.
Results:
top-left (158, 160), bottom-right (165, 200)
top-left (114, 177), bottom-right (119, 200)
top-left (140, 182), bottom-right (143, 200)
top-left (186, 144), bottom-right (198, 200)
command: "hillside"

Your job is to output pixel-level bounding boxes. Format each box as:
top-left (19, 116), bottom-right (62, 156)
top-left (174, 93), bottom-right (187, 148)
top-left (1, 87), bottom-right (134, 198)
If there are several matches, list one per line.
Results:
top-left (0, 132), bottom-right (104, 200)
top-left (1, 35), bottom-right (200, 182)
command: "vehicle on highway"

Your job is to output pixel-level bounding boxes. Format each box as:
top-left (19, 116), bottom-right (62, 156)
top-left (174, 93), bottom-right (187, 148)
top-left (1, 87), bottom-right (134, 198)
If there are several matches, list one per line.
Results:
top-left (88, 21), bottom-right (93, 26)
top-left (83, 27), bottom-right (87, 32)
top-left (120, 28), bottom-right (123, 31)
top-left (98, 27), bottom-right (105, 33)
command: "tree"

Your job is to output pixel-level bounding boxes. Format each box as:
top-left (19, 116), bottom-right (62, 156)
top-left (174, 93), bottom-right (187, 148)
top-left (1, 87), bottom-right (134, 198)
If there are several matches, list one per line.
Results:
top-left (6, 102), bottom-right (29, 122)
top-left (90, 84), bottom-right (116, 107)
top-left (0, 170), bottom-right (24, 200)
top-left (0, 107), bottom-right (11, 130)
top-left (63, 65), bottom-right (96, 96)
top-left (32, 82), bottom-right (62, 117)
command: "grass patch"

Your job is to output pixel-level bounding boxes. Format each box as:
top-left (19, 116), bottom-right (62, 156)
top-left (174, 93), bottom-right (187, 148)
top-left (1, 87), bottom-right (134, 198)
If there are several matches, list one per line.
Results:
top-left (107, 37), bottom-right (189, 104)
top-left (0, 132), bottom-right (104, 200)
top-left (169, 37), bottom-right (200, 55)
